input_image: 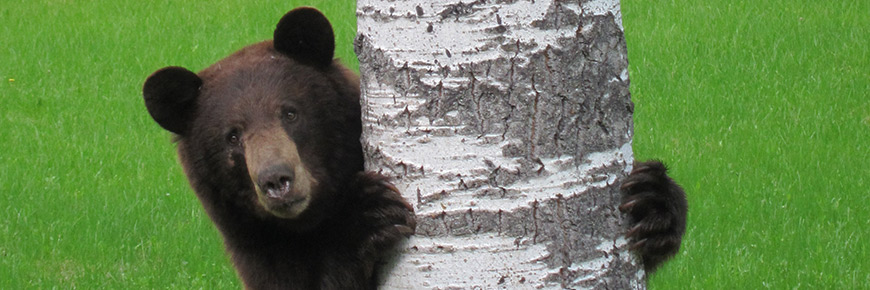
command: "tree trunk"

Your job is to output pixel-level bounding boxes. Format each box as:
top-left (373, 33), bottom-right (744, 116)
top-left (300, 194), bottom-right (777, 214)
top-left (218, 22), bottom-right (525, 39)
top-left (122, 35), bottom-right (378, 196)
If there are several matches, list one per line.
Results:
top-left (355, 0), bottom-right (643, 288)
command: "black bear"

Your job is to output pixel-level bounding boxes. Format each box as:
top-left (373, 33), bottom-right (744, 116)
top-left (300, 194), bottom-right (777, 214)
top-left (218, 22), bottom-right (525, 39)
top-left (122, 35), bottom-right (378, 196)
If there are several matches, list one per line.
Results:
top-left (143, 7), bottom-right (416, 289)
top-left (143, 6), bottom-right (685, 289)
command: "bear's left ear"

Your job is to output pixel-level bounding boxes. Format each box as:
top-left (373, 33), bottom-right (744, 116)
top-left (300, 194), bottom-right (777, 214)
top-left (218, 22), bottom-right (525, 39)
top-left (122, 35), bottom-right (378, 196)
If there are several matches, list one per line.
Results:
top-left (274, 7), bottom-right (335, 68)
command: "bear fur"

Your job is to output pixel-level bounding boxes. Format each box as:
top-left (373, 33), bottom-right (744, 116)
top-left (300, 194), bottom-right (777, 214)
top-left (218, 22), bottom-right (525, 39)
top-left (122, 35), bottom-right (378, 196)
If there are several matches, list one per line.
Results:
top-left (143, 6), bottom-right (687, 288)
top-left (620, 160), bottom-right (688, 273)
top-left (143, 8), bottom-right (415, 289)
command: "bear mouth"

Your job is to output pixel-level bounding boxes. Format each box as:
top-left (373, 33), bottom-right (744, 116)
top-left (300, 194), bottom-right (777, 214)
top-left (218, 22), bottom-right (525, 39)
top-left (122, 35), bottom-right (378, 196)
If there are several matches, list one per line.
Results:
top-left (254, 174), bottom-right (313, 219)
top-left (257, 190), bottom-right (311, 219)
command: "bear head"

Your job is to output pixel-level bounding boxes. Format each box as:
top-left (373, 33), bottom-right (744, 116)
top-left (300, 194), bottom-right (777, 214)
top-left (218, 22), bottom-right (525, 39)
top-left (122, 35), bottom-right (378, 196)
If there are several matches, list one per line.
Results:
top-left (143, 7), bottom-right (362, 230)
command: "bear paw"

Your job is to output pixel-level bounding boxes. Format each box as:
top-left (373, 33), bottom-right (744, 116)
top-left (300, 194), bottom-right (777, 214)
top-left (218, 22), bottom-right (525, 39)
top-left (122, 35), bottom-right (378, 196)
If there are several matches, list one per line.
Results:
top-left (619, 160), bottom-right (688, 273)
top-left (355, 172), bottom-right (417, 259)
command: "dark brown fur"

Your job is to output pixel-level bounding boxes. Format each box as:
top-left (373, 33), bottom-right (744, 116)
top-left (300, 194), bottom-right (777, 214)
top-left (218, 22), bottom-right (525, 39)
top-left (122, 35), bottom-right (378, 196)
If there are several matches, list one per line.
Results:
top-left (143, 8), bottom-right (415, 289)
top-left (620, 160), bottom-right (688, 273)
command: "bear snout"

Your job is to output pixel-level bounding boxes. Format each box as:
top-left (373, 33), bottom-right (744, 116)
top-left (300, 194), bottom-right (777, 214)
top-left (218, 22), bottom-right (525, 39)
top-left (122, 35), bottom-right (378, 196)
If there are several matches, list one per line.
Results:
top-left (251, 162), bottom-right (315, 219)
top-left (244, 125), bottom-right (317, 219)
top-left (257, 164), bottom-right (295, 199)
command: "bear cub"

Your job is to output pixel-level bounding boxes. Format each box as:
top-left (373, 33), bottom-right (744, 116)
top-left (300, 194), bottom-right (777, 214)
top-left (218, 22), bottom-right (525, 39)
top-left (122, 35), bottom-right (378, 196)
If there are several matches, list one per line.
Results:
top-left (143, 8), bottom-right (415, 289)
top-left (144, 6), bottom-right (686, 289)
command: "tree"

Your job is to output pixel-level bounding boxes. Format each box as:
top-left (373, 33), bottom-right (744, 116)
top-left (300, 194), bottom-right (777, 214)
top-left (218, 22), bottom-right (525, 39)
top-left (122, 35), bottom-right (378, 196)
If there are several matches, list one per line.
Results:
top-left (356, 0), bottom-right (644, 288)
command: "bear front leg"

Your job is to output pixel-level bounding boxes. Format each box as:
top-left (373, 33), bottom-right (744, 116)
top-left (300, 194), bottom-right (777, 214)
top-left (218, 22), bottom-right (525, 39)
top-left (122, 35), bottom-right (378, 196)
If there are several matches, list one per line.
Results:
top-left (354, 172), bottom-right (417, 262)
top-left (619, 160), bottom-right (688, 273)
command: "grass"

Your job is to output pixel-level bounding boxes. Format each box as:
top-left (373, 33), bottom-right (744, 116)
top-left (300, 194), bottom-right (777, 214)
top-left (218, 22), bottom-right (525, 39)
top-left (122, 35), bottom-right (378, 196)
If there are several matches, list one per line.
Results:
top-left (623, 0), bottom-right (870, 288)
top-left (0, 0), bottom-right (866, 288)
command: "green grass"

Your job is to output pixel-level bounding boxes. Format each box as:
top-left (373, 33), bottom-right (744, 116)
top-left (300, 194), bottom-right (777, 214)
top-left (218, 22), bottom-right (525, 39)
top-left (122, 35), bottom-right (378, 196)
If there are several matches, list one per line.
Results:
top-left (623, 0), bottom-right (870, 288)
top-left (0, 0), bottom-right (867, 288)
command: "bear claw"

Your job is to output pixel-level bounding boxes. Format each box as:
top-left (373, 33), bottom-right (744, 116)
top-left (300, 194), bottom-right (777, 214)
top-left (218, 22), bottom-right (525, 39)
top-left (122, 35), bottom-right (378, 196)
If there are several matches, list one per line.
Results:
top-left (619, 180), bottom-right (639, 190)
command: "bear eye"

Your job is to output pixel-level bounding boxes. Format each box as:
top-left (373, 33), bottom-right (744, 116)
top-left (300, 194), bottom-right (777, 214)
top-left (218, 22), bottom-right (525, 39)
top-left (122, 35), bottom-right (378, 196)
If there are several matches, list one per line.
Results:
top-left (226, 129), bottom-right (241, 145)
top-left (283, 109), bottom-right (298, 123)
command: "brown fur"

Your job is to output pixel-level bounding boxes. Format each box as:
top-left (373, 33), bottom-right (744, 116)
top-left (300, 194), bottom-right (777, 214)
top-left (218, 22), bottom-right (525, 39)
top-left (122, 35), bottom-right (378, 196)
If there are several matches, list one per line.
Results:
top-left (620, 160), bottom-right (688, 273)
top-left (143, 8), bottom-right (415, 289)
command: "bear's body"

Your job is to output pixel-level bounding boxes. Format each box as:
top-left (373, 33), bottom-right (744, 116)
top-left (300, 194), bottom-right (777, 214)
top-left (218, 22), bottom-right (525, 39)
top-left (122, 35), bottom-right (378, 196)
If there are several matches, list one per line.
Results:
top-left (144, 7), bottom-right (685, 289)
top-left (144, 8), bottom-right (415, 289)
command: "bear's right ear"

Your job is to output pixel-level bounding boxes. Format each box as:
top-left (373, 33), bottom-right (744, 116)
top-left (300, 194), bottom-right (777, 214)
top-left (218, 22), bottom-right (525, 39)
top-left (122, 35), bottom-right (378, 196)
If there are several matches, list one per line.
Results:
top-left (143, 66), bottom-right (201, 135)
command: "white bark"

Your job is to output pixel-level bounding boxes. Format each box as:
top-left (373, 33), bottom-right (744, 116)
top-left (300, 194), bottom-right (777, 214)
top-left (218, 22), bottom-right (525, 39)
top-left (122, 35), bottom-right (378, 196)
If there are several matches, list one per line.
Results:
top-left (356, 0), bottom-right (643, 288)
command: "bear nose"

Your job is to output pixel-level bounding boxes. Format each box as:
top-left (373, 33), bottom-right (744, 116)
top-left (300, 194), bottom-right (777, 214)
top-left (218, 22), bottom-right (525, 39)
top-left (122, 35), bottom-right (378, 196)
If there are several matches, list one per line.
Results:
top-left (257, 165), bottom-right (295, 198)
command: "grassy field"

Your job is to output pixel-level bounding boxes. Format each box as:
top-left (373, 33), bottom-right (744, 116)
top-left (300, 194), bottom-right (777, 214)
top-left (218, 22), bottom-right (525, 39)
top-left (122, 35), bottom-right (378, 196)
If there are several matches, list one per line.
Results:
top-left (0, 0), bottom-right (866, 288)
top-left (624, 0), bottom-right (869, 288)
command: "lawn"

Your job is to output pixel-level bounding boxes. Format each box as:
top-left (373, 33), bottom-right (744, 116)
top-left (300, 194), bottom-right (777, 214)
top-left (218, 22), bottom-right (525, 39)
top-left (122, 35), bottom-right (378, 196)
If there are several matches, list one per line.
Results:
top-left (623, 0), bottom-right (869, 288)
top-left (1, 0), bottom-right (867, 288)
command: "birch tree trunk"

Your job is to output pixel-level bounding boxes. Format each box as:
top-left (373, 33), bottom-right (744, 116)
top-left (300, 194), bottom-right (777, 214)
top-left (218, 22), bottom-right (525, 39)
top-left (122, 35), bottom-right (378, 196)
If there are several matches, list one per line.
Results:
top-left (355, 0), bottom-right (643, 288)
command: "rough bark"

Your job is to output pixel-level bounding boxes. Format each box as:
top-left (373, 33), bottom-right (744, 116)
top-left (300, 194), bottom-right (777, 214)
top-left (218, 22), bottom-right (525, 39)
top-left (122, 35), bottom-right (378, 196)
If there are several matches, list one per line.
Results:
top-left (355, 0), bottom-right (643, 288)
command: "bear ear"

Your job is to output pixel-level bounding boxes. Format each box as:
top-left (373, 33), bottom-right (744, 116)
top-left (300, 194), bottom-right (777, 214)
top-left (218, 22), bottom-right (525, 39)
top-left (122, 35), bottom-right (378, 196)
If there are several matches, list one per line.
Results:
top-left (143, 66), bottom-right (201, 135)
top-left (274, 7), bottom-right (335, 68)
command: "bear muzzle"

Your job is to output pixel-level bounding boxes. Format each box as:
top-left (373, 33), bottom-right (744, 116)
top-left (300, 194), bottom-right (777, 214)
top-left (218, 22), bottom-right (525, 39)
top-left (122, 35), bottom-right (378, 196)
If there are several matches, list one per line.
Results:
top-left (253, 163), bottom-right (314, 219)
top-left (245, 126), bottom-right (317, 219)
